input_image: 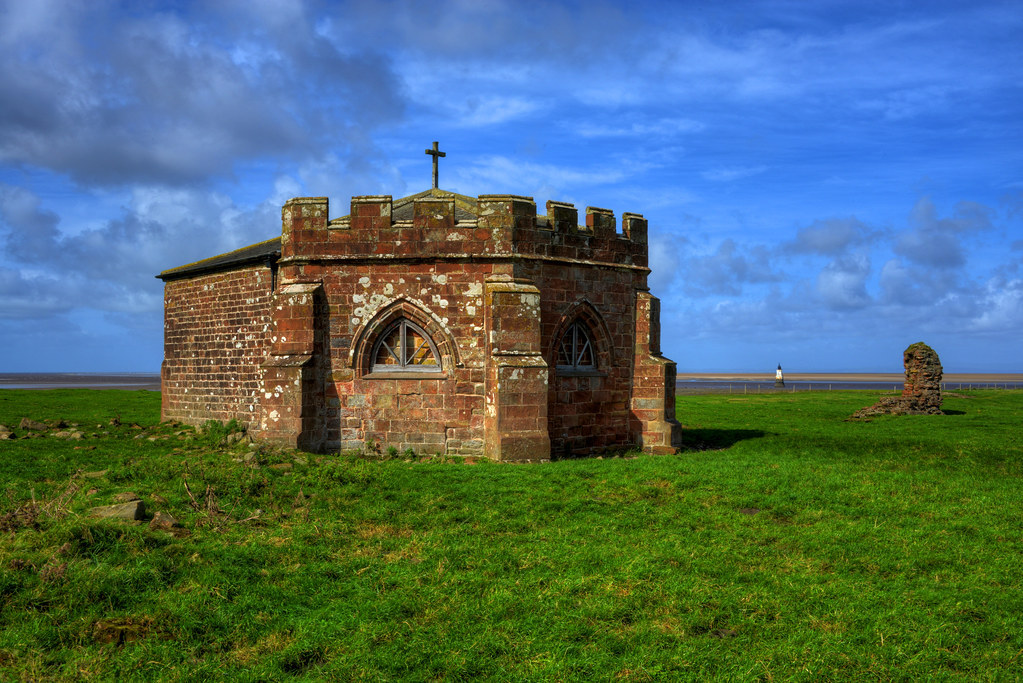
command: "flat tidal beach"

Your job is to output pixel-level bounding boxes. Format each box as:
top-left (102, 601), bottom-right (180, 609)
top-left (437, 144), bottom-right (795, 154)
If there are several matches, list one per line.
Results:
top-left (0, 373), bottom-right (162, 390)
top-left (676, 372), bottom-right (1023, 382)
top-left (675, 372), bottom-right (1023, 394)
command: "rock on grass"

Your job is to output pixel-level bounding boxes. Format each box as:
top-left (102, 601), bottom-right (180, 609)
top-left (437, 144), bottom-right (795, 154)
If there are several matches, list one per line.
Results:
top-left (89, 500), bottom-right (146, 522)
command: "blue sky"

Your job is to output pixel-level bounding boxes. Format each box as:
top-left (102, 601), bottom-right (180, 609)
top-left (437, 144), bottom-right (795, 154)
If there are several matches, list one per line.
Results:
top-left (1, 0), bottom-right (1021, 373)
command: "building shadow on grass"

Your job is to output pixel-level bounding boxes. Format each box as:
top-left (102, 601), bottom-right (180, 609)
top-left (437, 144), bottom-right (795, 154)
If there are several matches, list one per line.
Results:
top-left (678, 428), bottom-right (768, 452)
top-left (551, 428), bottom-right (768, 460)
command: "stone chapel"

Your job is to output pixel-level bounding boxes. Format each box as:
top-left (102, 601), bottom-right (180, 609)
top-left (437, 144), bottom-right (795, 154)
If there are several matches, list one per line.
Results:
top-left (158, 160), bottom-right (682, 461)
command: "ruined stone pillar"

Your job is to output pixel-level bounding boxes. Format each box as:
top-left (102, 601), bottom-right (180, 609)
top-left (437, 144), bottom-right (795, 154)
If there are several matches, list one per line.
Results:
top-left (902, 342), bottom-right (943, 412)
top-left (852, 342), bottom-right (944, 418)
top-left (483, 276), bottom-right (551, 462)
top-left (258, 282), bottom-right (324, 451)
top-left (630, 290), bottom-right (682, 454)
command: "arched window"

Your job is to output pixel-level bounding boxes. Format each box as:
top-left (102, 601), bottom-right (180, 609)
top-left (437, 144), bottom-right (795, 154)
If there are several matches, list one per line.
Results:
top-left (371, 319), bottom-right (442, 372)
top-left (557, 322), bottom-right (595, 370)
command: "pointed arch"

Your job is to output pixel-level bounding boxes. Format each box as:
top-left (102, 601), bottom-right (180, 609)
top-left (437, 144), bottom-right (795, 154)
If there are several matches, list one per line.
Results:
top-left (350, 298), bottom-right (461, 375)
top-left (548, 298), bottom-right (615, 374)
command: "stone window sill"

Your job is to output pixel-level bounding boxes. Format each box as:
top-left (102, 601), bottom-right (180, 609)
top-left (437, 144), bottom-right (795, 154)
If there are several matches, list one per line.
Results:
top-left (554, 368), bottom-right (606, 378)
top-left (362, 371), bottom-right (447, 380)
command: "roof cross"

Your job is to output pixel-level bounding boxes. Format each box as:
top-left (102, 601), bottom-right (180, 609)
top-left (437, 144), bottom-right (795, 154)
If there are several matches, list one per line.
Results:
top-left (424, 141), bottom-right (446, 189)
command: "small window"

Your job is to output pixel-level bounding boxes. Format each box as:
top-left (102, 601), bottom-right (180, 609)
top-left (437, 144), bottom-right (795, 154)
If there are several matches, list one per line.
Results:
top-left (371, 319), bottom-right (441, 373)
top-left (557, 322), bottom-right (595, 370)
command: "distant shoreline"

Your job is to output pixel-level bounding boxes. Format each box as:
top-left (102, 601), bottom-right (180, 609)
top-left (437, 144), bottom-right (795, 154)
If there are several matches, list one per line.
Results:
top-left (676, 372), bottom-right (1023, 382)
top-left (0, 373), bottom-right (162, 390)
top-left (1, 372), bottom-right (1021, 391)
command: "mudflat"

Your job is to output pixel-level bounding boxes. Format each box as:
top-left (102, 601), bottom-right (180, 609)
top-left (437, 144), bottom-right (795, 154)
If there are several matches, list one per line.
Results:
top-left (0, 373), bottom-right (161, 390)
top-left (676, 372), bottom-right (1023, 382)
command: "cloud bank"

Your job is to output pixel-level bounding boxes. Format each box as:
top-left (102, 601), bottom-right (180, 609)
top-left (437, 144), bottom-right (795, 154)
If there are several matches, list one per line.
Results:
top-left (0, 0), bottom-right (1020, 372)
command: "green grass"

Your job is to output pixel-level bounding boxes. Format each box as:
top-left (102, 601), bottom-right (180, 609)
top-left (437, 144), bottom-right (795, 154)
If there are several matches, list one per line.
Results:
top-left (1, 388), bottom-right (1022, 680)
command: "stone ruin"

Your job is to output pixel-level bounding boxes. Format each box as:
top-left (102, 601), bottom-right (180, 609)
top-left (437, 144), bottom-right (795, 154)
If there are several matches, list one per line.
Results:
top-left (852, 342), bottom-right (943, 418)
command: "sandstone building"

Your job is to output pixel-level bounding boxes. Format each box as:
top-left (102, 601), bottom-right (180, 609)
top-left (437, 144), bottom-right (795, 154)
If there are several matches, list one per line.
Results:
top-left (158, 187), bottom-right (682, 461)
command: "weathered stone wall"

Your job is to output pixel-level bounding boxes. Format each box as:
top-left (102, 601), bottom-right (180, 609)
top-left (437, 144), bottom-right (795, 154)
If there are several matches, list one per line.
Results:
top-left (268, 194), bottom-right (678, 459)
top-left (280, 195), bottom-right (649, 267)
top-left (297, 260), bottom-right (498, 456)
top-left (519, 203), bottom-right (679, 456)
top-left (517, 259), bottom-right (639, 457)
top-left (161, 266), bottom-right (274, 427)
top-left (162, 191), bottom-right (682, 460)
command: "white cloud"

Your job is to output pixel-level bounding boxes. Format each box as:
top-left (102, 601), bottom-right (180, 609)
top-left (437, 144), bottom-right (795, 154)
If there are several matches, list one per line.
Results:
top-left (451, 156), bottom-right (635, 197)
top-left (0, 182), bottom-right (280, 320)
top-left (895, 197), bottom-right (993, 268)
top-left (576, 118), bottom-right (706, 138)
top-left (681, 238), bottom-right (783, 297)
top-left (0, 1), bottom-right (405, 186)
top-left (449, 96), bottom-right (540, 127)
top-left (969, 277), bottom-right (1023, 332)
top-left (788, 217), bottom-right (874, 255)
top-left (816, 254), bottom-right (872, 309)
top-left (857, 84), bottom-right (956, 120)
top-left (647, 232), bottom-right (686, 296)
top-left (0, 267), bottom-right (72, 319)
top-left (701, 165), bottom-right (768, 182)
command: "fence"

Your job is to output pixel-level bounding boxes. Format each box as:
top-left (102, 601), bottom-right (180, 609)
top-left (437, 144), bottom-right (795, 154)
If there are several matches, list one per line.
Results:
top-left (675, 381), bottom-right (1023, 395)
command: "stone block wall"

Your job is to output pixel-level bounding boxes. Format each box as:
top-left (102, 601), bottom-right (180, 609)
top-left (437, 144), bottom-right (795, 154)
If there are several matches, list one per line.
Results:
top-left (161, 190), bottom-right (682, 460)
top-left (161, 266), bottom-right (274, 427)
top-left (282, 194), bottom-right (648, 268)
top-left (520, 260), bottom-right (639, 457)
top-left (296, 259), bottom-right (498, 456)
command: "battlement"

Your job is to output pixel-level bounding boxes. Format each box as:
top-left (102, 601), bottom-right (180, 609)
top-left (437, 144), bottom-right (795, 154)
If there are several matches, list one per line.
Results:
top-left (280, 193), bottom-right (649, 268)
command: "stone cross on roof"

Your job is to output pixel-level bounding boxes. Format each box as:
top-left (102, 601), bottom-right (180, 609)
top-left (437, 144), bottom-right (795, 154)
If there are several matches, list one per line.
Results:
top-left (425, 141), bottom-right (445, 189)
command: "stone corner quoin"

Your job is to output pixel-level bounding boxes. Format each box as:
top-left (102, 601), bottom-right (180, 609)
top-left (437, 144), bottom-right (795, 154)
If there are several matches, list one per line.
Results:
top-left (156, 190), bottom-right (682, 461)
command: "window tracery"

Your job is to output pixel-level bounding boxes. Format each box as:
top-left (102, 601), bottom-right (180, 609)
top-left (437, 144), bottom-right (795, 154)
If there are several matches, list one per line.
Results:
top-left (370, 319), bottom-right (441, 373)
top-left (557, 322), bottom-right (595, 370)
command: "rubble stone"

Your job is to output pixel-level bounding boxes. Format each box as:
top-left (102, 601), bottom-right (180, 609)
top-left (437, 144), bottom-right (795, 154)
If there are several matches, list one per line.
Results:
top-left (853, 342), bottom-right (944, 418)
top-left (111, 492), bottom-right (141, 503)
top-left (89, 500), bottom-right (146, 521)
top-left (148, 511), bottom-right (179, 530)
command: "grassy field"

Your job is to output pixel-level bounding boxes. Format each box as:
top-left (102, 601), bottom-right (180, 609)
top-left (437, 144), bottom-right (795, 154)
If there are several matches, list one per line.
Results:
top-left (1, 388), bottom-right (1021, 681)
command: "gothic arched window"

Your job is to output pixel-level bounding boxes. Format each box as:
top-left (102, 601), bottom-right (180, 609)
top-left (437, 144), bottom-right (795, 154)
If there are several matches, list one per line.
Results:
top-left (556, 322), bottom-right (595, 370)
top-left (371, 319), bottom-right (441, 373)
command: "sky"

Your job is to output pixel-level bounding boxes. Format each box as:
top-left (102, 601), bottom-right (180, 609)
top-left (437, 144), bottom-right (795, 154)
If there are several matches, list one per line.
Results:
top-left (1, 0), bottom-right (1021, 374)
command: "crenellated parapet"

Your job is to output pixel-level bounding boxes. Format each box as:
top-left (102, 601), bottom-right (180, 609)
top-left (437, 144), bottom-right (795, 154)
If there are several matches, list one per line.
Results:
top-left (279, 192), bottom-right (649, 269)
